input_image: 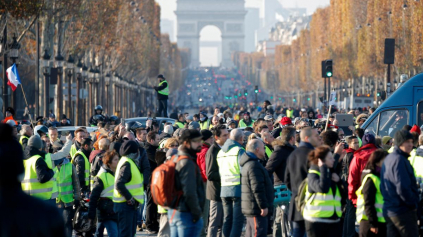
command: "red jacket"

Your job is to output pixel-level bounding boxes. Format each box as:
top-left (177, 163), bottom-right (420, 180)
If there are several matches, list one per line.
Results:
top-left (348, 143), bottom-right (378, 205)
top-left (197, 143), bottom-right (210, 182)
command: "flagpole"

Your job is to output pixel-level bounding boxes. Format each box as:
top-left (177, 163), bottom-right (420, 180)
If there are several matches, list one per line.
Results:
top-left (20, 85), bottom-right (33, 126)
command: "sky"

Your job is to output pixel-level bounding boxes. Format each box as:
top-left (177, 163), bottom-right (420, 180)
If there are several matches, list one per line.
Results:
top-left (156, 0), bottom-right (330, 65)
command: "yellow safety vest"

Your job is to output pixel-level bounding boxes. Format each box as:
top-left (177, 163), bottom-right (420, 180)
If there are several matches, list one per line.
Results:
top-left (97, 167), bottom-right (115, 200)
top-left (200, 120), bottom-right (209, 130)
top-left (55, 162), bottom-right (74, 204)
top-left (303, 169), bottom-right (342, 219)
top-left (158, 205), bottom-right (168, 214)
top-left (356, 173), bottom-right (385, 223)
top-left (19, 135), bottom-right (29, 147)
top-left (70, 144), bottom-right (78, 158)
top-left (239, 119), bottom-right (255, 128)
top-left (175, 121), bottom-right (185, 128)
top-left (22, 155), bottom-right (57, 200)
top-left (113, 157), bottom-right (144, 204)
top-left (158, 80), bottom-right (169, 95)
top-left (265, 146), bottom-right (273, 158)
top-left (71, 151), bottom-right (90, 186)
top-left (217, 146), bottom-right (244, 186)
top-left (409, 153), bottom-right (423, 187)
top-left (286, 110), bottom-right (294, 118)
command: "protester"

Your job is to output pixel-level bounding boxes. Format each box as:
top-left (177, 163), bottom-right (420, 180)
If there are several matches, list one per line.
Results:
top-left (285, 127), bottom-right (322, 237)
top-left (356, 149), bottom-right (388, 237)
top-left (380, 130), bottom-right (419, 236)
top-left (168, 129), bottom-right (205, 237)
top-left (239, 112), bottom-right (254, 128)
top-left (303, 146), bottom-right (343, 237)
top-left (19, 124), bottom-right (33, 149)
top-left (206, 125), bottom-right (229, 237)
top-left (72, 138), bottom-right (93, 197)
top-left (241, 139), bottom-right (274, 237)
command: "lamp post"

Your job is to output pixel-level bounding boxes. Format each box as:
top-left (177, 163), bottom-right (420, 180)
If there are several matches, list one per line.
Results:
top-left (88, 66), bottom-right (95, 117)
top-left (82, 63), bottom-right (88, 125)
top-left (94, 66), bottom-right (100, 107)
top-left (55, 52), bottom-right (64, 119)
top-left (66, 55), bottom-right (74, 119)
top-left (41, 50), bottom-right (51, 118)
top-left (104, 72), bottom-right (111, 115)
top-left (75, 58), bottom-right (82, 125)
top-left (1, 26), bottom-right (7, 115)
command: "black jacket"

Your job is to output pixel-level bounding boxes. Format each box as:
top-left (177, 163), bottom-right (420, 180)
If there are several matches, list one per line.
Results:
top-left (265, 141), bottom-right (295, 186)
top-left (145, 142), bottom-right (159, 172)
top-left (284, 142), bottom-right (313, 221)
top-left (0, 187), bottom-right (65, 236)
top-left (23, 147), bottom-right (54, 183)
top-left (21, 136), bottom-right (29, 151)
top-left (74, 149), bottom-right (92, 192)
top-left (240, 152), bottom-right (274, 216)
top-left (206, 142), bottom-right (222, 201)
top-left (90, 150), bottom-right (106, 178)
top-left (154, 80), bottom-right (168, 100)
top-left (139, 146), bottom-right (151, 188)
top-left (115, 157), bottom-right (141, 204)
top-left (174, 147), bottom-right (205, 220)
top-left (272, 127), bottom-right (282, 139)
top-left (88, 166), bottom-right (117, 222)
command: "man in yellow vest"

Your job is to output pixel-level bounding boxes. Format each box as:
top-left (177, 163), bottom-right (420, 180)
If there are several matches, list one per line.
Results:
top-left (72, 138), bottom-right (93, 196)
top-left (217, 128), bottom-right (245, 237)
top-left (239, 112), bottom-right (254, 128)
top-left (19, 124), bottom-right (33, 150)
top-left (154, 74), bottom-right (169, 117)
top-left (22, 133), bottom-right (72, 205)
top-left (175, 114), bottom-right (186, 128)
top-left (113, 140), bottom-right (145, 237)
top-left (262, 131), bottom-right (274, 163)
top-left (55, 157), bottom-right (81, 237)
top-left (70, 127), bottom-right (87, 158)
top-left (410, 134), bottom-right (423, 189)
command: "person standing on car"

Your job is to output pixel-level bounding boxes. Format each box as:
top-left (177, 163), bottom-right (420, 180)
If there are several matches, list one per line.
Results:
top-left (154, 74), bottom-right (169, 117)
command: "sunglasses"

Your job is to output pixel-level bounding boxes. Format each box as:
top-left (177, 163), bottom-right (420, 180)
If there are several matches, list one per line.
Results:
top-left (170, 144), bottom-right (179, 148)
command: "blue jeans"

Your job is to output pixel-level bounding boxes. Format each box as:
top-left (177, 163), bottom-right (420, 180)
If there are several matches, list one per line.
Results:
top-left (292, 221), bottom-right (306, 237)
top-left (95, 220), bottom-right (118, 237)
top-left (114, 203), bottom-right (138, 237)
top-left (168, 209), bottom-right (203, 237)
top-left (137, 203), bottom-right (144, 226)
top-left (221, 197), bottom-right (244, 237)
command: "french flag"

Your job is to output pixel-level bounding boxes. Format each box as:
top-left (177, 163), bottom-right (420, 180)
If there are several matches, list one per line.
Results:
top-left (6, 64), bottom-right (21, 91)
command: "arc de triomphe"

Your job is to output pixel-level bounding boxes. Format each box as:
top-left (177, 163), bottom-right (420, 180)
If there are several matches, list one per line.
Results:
top-left (175, 0), bottom-right (246, 68)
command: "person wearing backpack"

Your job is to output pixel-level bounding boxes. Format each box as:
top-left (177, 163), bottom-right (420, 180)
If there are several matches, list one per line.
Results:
top-left (284, 127), bottom-right (322, 237)
top-left (356, 149), bottom-right (388, 237)
top-left (303, 146), bottom-right (343, 237)
top-left (168, 129), bottom-right (206, 237)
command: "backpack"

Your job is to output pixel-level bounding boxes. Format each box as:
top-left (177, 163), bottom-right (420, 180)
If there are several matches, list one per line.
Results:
top-left (295, 178), bottom-right (315, 213)
top-left (151, 155), bottom-right (188, 208)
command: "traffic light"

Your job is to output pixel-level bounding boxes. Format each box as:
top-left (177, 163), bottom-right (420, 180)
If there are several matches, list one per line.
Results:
top-left (234, 95), bottom-right (238, 99)
top-left (293, 98), bottom-right (296, 102)
top-left (270, 96), bottom-right (273, 99)
top-left (322, 60), bottom-right (333, 78)
top-left (254, 85), bottom-right (258, 93)
top-left (244, 90), bottom-right (248, 96)
top-left (307, 97), bottom-right (310, 101)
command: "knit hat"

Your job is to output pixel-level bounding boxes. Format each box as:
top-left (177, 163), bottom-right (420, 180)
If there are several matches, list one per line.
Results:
top-left (164, 125), bottom-right (174, 135)
top-left (5, 107), bottom-right (15, 116)
top-left (362, 133), bottom-right (376, 146)
top-left (28, 135), bottom-right (43, 150)
top-left (394, 130), bottom-right (414, 147)
top-left (280, 117), bottom-right (293, 126)
top-left (173, 128), bottom-right (187, 138)
top-left (382, 136), bottom-right (392, 145)
top-left (186, 115), bottom-right (194, 121)
top-left (157, 74), bottom-right (165, 79)
top-left (119, 140), bottom-right (139, 156)
top-left (264, 115), bottom-right (273, 121)
top-left (188, 121), bottom-right (200, 130)
top-left (410, 125), bottom-right (421, 135)
top-left (200, 130), bottom-right (213, 141)
top-left (179, 129), bottom-right (202, 143)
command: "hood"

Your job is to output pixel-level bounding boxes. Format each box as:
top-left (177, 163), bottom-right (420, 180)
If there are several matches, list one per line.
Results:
top-left (416, 145), bottom-right (423, 156)
top-left (354, 143), bottom-right (377, 160)
top-left (240, 151), bottom-right (258, 167)
top-left (221, 139), bottom-right (243, 153)
top-left (23, 146), bottom-right (46, 160)
top-left (89, 149), bottom-right (104, 163)
top-left (345, 148), bottom-right (356, 153)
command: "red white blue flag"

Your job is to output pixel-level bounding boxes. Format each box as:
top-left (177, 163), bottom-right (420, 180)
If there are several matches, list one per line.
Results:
top-left (6, 64), bottom-right (21, 91)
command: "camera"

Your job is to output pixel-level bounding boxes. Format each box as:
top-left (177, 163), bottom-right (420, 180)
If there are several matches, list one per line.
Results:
top-left (340, 139), bottom-right (348, 149)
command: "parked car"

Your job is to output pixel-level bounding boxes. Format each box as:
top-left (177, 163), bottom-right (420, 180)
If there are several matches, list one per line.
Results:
top-left (124, 117), bottom-right (176, 133)
top-left (57, 126), bottom-right (98, 141)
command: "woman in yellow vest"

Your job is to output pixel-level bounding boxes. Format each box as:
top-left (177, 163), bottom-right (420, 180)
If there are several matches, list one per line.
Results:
top-left (356, 149), bottom-right (388, 237)
top-left (303, 146), bottom-right (343, 237)
top-left (88, 150), bottom-right (120, 237)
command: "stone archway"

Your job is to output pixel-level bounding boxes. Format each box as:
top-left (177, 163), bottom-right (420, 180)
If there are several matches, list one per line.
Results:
top-left (175, 0), bottom-right (246, 68)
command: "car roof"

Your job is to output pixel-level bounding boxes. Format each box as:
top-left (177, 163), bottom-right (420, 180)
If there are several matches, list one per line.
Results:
top-left (56, 126), bottom-right (98, 132)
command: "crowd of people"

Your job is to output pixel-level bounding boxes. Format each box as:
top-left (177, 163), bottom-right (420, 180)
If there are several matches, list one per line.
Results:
top-left (1, 98), bottom-right (422, 237)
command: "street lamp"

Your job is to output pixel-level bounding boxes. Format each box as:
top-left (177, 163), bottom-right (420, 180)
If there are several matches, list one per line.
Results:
top-left (41, 49), bottom-right (51, 117)
top-left (75, 58), bottom-right (83, 125)
top-left (66, 54), bottom-right (75, 118)
top-left (55, 52), bottom-right (65, 117)
top-left (9, 35), bottom-right (20, 63)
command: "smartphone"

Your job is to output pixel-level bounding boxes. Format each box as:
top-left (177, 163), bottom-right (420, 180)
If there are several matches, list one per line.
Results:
top-left (121, 118), bottom-right (125, 125)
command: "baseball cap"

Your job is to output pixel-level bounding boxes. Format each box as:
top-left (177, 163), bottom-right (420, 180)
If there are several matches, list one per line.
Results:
top-left (280, 117), bottom-right (293, 126)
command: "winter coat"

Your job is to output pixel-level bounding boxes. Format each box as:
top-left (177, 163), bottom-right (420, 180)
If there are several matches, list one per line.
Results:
top-left (23, 147), bottom-right (54, 183)
top-left (240, 152), bottom-right (274, 216)
top-left (206, 142), bottom-right (222, 201)
top-left (90, 150), bottom-right (106, 178)
top-left (154, 81), bottom-right (168, 100)
top-left (360, 169), bottom-right (380, 228)
top-left (173, 147), bottom-right (205, 220)
top-left (88, 165), bottom-right (118, 222)
top-left (284, 141), bottom-right (313, 222)
top-left (197, 143), bottom-right (210, 182)
top-left (74, 149), bottom-right (92, 192)
top-left (380, 147), bottom-right (419, 217)
top-left (348, 143), bottom-right (378, 205)
top-left (115, 156), bottom-right (142, 204)
top-left (145, 142), bottom-right (159, 172)
top-left (265, 141), bottom-right (295, 186)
